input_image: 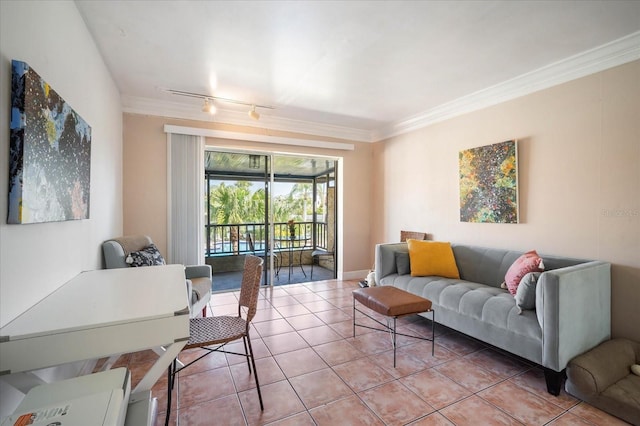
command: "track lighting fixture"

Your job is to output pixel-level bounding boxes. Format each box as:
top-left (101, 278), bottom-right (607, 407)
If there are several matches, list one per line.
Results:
top-left (167, 88), bottom-right (274, 120)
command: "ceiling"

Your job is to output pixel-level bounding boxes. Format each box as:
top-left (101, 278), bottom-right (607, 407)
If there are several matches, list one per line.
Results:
top-left (75, 1), bottom-right (640, 142)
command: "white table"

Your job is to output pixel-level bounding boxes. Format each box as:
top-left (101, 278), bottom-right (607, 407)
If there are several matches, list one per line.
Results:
top-left (0, 265), bottom-right (190, 418)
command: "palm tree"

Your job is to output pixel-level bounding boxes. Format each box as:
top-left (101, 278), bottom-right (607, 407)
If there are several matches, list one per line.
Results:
top-left (207, 182), bottom-right (257, 248)
top-left (207, 179), bottom-right (322, 244)
top-left (288, 183), bottom-right (313, 221)
top-left (209, 182), bottom-right (242, 224)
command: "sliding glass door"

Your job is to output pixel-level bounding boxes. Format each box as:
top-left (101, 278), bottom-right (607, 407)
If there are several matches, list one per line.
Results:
top-left (204, 149), bottom-right (338, 290)
top-left (204, 150), bottom-right (277, 287)
top-left (271, 155), bottom-right (337, 283)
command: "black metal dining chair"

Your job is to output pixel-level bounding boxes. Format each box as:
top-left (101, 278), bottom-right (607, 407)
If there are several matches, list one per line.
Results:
top-left (246, 232), bottom-right (280, 277)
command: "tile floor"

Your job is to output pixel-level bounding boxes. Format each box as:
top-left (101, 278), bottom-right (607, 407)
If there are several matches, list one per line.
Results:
top-left (111, 280), bottom-right (629, 426)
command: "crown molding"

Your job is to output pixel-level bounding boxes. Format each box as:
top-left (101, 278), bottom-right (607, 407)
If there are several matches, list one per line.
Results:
top-left (163, 125), bottom-right (355, 151)
top-left (373, 31), bottom-right (640, 141)
top-left (124, 32), bottom-right (639, 144)
top-left (122, 95), bottom-right (372, 143)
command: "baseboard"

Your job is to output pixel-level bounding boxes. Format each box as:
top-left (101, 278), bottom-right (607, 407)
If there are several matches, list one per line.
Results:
top-left (341, 269), bottom-right (369, 281)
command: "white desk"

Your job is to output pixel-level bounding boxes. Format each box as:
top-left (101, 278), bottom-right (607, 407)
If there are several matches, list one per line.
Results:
top-left (0, 265), bottom-right (190, 396)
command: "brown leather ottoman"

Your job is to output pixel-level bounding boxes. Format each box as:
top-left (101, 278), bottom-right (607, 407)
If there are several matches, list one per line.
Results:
top-left (353, 286), bottom-right (434, 367)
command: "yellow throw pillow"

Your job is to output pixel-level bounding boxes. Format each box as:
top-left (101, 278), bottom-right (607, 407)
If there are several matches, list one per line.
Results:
top-left (407, 240), bottom-right (460, 279)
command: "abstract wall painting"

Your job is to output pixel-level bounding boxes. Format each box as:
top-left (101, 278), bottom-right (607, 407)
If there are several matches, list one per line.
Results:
top-left (459, 140), bottom-right (518, 223)
top-left (8, 60), bottom-right (91, 224)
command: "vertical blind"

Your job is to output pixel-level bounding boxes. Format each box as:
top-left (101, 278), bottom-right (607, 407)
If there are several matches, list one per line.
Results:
top-left (167, 133), bottom-right (204, 265)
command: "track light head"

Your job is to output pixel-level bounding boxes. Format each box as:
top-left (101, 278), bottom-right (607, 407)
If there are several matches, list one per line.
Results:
top-left (248, 105), bottom-right (260, 120)
top-left (202, 99), bottom-right (216, 115)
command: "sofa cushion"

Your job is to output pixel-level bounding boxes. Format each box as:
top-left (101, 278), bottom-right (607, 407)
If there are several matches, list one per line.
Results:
top-left (514, 272), bottom-right (541, 313)
top-left (408, 240), bottom-right (460, 279)
top-left (450, 245), bottom-right (521, 287)
top-left (505, 250), bottom-right (544, 295)
top-left (379, 275), bottom-right (541, 345)
top-left (126, 244), bottom-right (166, 267)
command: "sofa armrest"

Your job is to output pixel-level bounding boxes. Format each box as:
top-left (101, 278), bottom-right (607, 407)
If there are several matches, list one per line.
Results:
top-left (538, 260), bottom-right (611, 372)
top-left (375, 243), bottom-right (408, 284)
top-left (185, 264), bottom-right (212, 280)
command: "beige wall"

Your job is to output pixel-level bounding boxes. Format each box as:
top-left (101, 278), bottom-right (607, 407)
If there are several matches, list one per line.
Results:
top-left (124, 62), bottom-right (637, 340)
top-left (122, 114), bottom-right (373, 276)
top-left (372, 60), bottom-right (640, 341)
top-left (0, 1), bottom-right (123, 327)
top-left (124, 62), bottom-right (638, 341)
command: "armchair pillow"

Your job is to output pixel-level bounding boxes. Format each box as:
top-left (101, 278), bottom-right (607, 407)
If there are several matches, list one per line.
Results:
top-left (126, 244), bottom-right (166, 267)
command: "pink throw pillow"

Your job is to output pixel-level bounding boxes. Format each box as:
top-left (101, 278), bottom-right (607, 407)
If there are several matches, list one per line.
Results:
top-left (505, 250), bottom-right (544, 295)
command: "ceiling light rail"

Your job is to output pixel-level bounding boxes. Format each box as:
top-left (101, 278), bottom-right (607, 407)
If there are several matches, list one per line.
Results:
top-left (166, 88), bottom-right (274, 120)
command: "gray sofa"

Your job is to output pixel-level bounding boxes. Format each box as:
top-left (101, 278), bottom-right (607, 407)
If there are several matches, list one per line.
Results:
top-left (375, 242), bottom-right (611, 395)
top-left (103, 235), bottom-right (211, 318)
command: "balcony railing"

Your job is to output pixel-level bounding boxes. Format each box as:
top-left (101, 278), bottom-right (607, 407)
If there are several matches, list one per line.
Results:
top-left (205, 221), bottom-right (330, 257)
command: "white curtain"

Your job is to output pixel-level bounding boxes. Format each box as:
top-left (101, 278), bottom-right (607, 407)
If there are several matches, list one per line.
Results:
top-left (167, 133), bottom-right (205, 265)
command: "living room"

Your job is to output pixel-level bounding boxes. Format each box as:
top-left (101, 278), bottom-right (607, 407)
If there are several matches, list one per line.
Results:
top-left (1, 1), bottom-right (638, 424)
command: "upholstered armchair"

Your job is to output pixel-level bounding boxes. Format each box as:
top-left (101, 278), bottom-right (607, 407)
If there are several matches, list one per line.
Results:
top-left (102, 235), bottom-right (211, 318)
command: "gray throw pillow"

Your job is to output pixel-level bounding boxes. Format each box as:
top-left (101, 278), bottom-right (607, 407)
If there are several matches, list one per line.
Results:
top-left (514, 272), bottom-right (541, 314)
top-left (396, 252), bottom-right (411, 275)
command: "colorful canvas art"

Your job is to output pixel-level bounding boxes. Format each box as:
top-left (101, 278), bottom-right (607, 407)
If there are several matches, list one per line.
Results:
top-left (459, 140), bottom-right (518, 223)
top-left (8, 60), bottom-right (91, 224)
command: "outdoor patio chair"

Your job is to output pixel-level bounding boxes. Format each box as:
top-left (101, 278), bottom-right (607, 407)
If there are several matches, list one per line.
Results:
top-left (165, 255), bottom-right (265, 425)
top-left (310, 242), bottom-right (334, 280)
top-left (246, 232), bottom-right (280, 276)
